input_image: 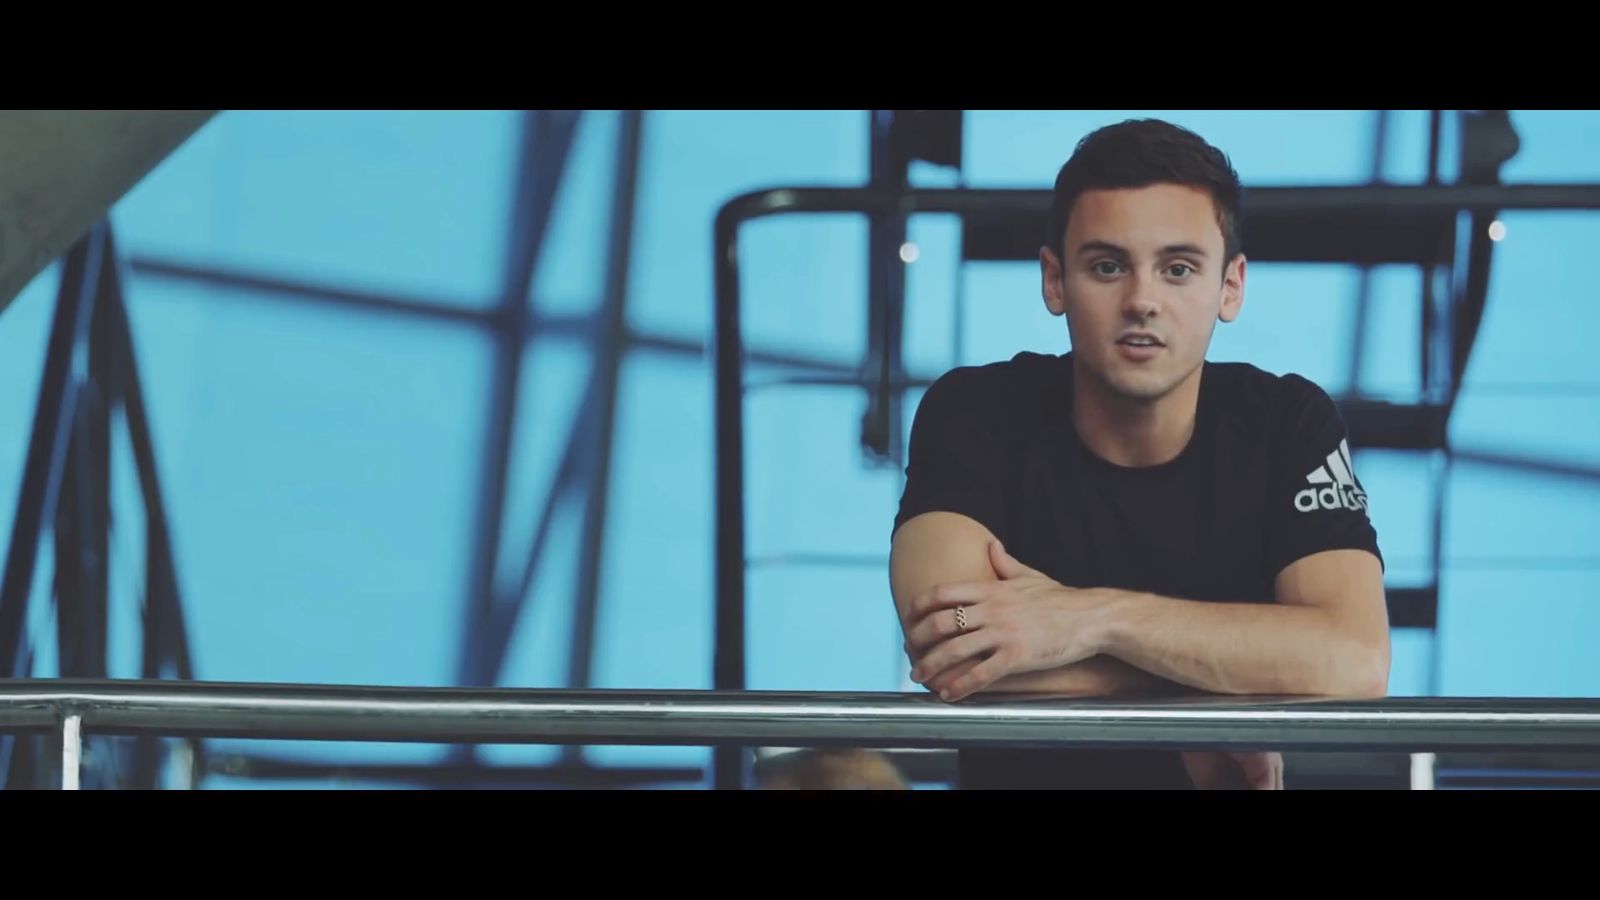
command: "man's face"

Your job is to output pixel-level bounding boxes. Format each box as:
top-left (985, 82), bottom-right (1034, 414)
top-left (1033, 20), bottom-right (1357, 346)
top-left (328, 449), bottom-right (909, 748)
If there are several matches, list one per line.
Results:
top-left (1041, 183), bottom-right (1245, 402)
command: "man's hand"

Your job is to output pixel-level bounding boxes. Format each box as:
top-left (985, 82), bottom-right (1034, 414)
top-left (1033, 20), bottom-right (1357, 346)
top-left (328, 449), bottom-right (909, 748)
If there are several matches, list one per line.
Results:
top-left (904, 540), bottom-right (1112, 701)
top-left (1181, 751), bottom-right (1284, 790)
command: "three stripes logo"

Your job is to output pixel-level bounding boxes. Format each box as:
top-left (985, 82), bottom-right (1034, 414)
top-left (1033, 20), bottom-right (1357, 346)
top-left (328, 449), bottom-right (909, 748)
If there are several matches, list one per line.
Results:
top-left (1294, 439), bottom-right (1369, 514)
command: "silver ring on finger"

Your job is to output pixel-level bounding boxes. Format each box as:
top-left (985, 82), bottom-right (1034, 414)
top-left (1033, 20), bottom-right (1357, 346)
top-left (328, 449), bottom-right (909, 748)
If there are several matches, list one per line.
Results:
top-left (954, 606), bottom-right (968, 632)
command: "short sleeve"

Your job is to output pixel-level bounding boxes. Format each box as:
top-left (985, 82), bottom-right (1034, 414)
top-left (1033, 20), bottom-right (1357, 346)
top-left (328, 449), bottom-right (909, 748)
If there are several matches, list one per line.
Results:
top-left (892, 368), bottom-right (1010, 544)
top-left (1263, 377), bottom-right (1385, 576)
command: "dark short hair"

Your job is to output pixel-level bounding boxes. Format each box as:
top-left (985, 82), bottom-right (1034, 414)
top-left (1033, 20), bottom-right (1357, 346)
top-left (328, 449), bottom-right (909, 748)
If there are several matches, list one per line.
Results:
top-left (1048, 119), bottom-right (1243, 266)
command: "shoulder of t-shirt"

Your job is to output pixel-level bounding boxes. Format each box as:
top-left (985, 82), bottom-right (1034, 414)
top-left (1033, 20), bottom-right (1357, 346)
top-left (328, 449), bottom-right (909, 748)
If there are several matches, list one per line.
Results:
top-left (921, 351), bottom-right (1062, 429)
top-left (1206, 361), bottom-right (1344, 445)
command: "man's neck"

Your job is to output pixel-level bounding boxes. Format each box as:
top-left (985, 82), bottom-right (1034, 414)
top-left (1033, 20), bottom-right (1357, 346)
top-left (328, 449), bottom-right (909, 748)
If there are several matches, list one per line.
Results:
top-left (1071, 361), bottom-right (1203, 468)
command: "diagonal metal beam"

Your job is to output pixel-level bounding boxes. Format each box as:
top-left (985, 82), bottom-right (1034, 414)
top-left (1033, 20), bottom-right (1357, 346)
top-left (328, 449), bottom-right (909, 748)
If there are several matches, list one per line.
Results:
top-left (560, 110), bottom-right (644, 766)
top-left (107, 258), bottom-right (197, 686)
top-left (453, 343), bottom-right (869, 690)
top-left (0, 231), bottom-right (105, 679)
top-left (54, 232), bottom-right (117, 684)
top-left (482, 386), bottom-right (590, 684)
top-left (627, 330), bottom-right (863, 375)
top-left (472, 113), bottom-right (648, 709)
top-left (128, 257), bottom-right (496, 328)
top-left (105, 233), bottom-right (205, 786)
top-left (0, 224), bottom-right (107, 782)
top-left (123, 251), bottom-right (886, 382)
top-left (455, 111), bottom-right (581, 694)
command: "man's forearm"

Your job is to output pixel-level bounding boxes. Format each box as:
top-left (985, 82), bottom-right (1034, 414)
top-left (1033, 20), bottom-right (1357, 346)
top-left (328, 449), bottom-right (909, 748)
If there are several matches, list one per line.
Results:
top-left (979, 654), bottom-right (1193, 698)
top-left (1098, 590), bottom-right (1388, 697)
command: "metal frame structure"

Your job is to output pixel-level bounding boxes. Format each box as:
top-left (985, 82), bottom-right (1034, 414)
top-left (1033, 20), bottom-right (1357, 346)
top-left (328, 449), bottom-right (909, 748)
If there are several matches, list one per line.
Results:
top-left (0, 110), bottom-right (671, 789)
top-left (0, 223), bottom-right (198, 789)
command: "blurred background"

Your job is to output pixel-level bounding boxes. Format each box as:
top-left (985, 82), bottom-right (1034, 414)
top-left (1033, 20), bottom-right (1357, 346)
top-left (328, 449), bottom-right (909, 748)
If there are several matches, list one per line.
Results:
top-left (1, 109), bottom-right (1596, 789)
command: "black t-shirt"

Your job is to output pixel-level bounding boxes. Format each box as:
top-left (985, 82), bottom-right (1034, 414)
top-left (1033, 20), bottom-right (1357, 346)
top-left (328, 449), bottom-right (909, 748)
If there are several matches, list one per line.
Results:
top-left (892, 351), bottom-right (1383, 789)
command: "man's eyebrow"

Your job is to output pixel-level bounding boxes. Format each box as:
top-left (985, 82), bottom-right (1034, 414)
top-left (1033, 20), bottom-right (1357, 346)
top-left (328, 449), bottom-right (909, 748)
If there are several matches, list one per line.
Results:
top-left (1075, 241), bottom-right (1210, 258)
top-left (1076, 241), bottom-right (1129, 257)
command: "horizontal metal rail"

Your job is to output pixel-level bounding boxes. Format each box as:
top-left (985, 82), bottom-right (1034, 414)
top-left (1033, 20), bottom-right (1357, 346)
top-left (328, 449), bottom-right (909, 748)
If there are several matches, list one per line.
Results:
top-left (6, 680), bottom-right (1600, 759)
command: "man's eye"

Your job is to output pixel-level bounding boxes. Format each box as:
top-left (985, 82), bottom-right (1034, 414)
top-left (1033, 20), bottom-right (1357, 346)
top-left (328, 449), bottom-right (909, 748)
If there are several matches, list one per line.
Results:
top-left (1167, 263), bottom-right (1195, 277)
top-left (1092, 261), bottom-right (1122, 276)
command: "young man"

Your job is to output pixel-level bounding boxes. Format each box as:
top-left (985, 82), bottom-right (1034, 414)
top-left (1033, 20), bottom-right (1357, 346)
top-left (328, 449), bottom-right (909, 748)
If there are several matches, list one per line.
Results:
top-left (889, 119), bottom-right (1391, 790)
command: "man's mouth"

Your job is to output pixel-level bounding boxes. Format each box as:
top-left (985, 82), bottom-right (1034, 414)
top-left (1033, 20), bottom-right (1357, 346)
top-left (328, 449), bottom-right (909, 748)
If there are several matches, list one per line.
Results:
top-left (1118, 333), bottom-right (1164, 347)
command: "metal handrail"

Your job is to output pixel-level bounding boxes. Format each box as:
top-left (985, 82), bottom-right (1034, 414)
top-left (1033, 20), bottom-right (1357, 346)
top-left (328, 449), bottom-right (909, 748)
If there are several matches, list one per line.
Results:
top-left (7, 679), bottom-right (1600, 789)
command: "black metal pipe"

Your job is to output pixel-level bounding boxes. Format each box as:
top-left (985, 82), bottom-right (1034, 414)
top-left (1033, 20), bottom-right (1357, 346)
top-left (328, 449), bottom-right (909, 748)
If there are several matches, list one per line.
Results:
top-left (711, 198), bottom-right (747, 791)
top-left (715, 184), bottom-right (1600, 224)
top-left (861, 111), bottom-right (911, 466)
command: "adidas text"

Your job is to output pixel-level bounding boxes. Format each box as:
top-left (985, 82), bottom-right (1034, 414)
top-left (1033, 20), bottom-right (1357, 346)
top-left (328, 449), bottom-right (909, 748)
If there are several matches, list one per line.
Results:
top-left (1294, 483), bottom-right (1368, 513)
top-left (1295, 439), bottom-right (1369, 514)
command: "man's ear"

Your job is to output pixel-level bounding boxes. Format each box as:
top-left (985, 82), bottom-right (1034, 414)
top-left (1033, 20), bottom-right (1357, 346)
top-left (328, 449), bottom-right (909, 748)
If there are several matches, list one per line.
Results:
top-left (1218, 253), bottom-right (1246, 323)
top-left (1040, 246), bottom-right (1066, 317)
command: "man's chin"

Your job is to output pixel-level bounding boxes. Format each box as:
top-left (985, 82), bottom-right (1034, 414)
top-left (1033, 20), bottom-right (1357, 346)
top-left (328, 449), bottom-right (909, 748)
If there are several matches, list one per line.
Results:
top-left (1095, 368), bottom-right (1176, 403)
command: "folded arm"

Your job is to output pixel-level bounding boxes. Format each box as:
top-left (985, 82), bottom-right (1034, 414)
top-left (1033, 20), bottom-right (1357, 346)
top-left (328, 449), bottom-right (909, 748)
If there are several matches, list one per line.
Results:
top-left (889, 512), bottom-right (1186, 698)
top-left (1098, 551), bottom-right (1391, 697)
top-left (891, 511), bottom-right (1390, 701)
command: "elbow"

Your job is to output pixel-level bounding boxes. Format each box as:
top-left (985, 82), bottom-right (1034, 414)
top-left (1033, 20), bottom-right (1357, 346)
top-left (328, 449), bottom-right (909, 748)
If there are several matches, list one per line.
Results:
top-left (1345, 638), bottom-right (1391, 699)
top-left (1299, 664), bottom-right (1386, 700)
top-left (1298, 636), bottom-right (1390, 699)
top-left (1349, 668), bottom-right (1389, 699)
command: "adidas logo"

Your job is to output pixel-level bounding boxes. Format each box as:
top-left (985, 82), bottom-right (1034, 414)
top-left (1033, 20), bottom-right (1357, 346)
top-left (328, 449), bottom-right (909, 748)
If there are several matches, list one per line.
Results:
top-left (1294, 439), bottom-right (1369, 513)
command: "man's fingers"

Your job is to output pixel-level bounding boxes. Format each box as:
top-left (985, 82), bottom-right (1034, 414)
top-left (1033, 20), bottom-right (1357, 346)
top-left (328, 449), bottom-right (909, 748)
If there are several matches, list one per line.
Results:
top-left (941, 653), bottom-right (1010, 702)
top-left (905, 604), bottom-right (982, 655)
top-left (924, 657), bottom-right (981, 697)
top-left (988, 540), bottom-right (1044, 580)
top-left (909, 582), bottom-right (988, 620)
top-left (911, 631), bottom-right (994, 689)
